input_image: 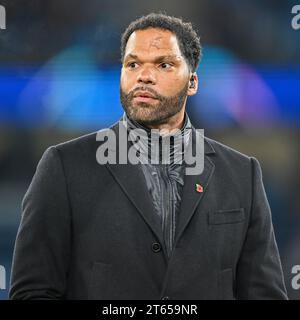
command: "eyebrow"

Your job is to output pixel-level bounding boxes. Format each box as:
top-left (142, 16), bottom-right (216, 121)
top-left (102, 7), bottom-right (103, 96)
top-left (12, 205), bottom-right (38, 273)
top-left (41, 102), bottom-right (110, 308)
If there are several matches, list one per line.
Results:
top-left (124, 53), bottom-right (181, 63)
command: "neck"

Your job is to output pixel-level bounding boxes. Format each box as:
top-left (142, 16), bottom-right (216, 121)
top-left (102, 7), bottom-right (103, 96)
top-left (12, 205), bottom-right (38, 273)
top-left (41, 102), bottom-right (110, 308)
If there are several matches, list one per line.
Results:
top-left (123, 110), bottom-right (192, 165)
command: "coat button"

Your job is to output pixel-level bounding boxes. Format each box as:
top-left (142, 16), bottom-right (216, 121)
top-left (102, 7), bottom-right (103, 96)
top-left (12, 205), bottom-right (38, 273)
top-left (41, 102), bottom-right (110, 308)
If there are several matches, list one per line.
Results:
top-left (151, 242), bottom-right (161, 253)
top-left (161, 296), bottom-right (170, 300)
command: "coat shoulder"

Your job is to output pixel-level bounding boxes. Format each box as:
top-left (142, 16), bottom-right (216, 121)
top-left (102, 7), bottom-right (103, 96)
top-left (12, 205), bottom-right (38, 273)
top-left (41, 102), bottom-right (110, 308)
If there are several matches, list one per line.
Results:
top-left (52, 120), bottom-right (120, 152)
top-left (205, 136), bottom-right (252, 163)
top-left (52, 122), bottom-right (119, 155)
top-left (204, 136), bottom-right (257, 178)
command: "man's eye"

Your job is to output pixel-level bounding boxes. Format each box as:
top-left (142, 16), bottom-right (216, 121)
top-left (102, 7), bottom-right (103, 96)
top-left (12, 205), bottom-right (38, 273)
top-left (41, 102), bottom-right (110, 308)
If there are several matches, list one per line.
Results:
top-left (128, 62), bottom-right (138, 69)
top-left (160, 62), bottom-right (172, 69)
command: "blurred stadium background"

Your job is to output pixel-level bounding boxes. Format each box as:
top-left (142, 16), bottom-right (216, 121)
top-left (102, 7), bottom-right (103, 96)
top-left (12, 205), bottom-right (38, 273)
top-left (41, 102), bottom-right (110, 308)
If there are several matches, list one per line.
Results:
top-left (0, 0), bottom-right (300, 299)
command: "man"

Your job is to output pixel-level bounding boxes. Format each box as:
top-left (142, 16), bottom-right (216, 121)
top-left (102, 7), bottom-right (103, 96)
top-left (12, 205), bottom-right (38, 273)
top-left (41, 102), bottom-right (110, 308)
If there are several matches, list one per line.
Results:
top-left (10, 13), bottom-right (287, 300)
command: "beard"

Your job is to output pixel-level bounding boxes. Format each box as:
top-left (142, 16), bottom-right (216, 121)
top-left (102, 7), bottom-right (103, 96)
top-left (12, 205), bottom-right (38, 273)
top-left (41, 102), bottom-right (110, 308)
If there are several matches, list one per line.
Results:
top-left (120, 82), bottom-right (189, 127)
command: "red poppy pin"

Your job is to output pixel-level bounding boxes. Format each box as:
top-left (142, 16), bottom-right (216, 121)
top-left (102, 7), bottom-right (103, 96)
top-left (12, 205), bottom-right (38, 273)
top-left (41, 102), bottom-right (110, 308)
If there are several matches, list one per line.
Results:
top-left (196, 183), bottom-right (203, 193)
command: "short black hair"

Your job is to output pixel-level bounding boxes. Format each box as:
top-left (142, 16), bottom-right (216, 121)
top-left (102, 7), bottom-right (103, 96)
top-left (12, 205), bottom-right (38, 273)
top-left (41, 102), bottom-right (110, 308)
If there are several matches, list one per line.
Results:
top-left (121, 13), bottom-right (202, 72)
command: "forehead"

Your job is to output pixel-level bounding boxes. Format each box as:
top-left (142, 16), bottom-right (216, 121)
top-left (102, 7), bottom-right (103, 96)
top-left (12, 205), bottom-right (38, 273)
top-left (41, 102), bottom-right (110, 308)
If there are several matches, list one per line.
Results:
top-left (124, 28), bottom-right (183, 58)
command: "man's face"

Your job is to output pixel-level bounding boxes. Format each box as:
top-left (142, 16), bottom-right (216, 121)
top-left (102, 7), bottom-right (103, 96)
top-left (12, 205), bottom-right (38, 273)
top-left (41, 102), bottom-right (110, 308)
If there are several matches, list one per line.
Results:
top-left (120, 28), bottom-right (197, 127)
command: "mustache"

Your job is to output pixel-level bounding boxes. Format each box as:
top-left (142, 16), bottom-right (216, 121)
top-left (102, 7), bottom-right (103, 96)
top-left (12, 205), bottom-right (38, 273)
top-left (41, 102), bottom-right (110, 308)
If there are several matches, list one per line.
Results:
top-left (129, 86), bottom-right (162, 100)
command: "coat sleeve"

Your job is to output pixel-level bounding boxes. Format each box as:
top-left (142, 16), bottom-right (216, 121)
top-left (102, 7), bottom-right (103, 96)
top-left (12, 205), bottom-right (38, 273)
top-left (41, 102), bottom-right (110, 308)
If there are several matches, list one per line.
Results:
top-left (236, 157), bottom-right (288, 299)
top-left (9, 146), bottom-right (71, 300)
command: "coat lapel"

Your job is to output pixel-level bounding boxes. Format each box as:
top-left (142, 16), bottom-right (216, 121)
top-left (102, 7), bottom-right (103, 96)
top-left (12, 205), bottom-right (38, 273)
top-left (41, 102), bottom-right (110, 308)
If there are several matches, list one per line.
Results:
top-left (174, 131), bottom-right (215, 246)
top-left (104, 122), bottom-right (167, 256)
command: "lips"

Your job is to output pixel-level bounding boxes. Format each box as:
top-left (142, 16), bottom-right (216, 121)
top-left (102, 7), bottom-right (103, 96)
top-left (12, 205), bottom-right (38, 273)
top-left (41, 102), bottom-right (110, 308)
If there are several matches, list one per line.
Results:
top-left (133, 91), bottom-right (158, 99)
top-left (133, 91), bottom-right (158, 103)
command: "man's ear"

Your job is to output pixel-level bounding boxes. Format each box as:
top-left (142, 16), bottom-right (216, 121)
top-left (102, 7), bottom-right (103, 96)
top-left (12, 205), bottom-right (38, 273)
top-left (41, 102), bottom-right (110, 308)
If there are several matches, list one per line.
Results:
top-left (187, 73), bottom-right (198, 96)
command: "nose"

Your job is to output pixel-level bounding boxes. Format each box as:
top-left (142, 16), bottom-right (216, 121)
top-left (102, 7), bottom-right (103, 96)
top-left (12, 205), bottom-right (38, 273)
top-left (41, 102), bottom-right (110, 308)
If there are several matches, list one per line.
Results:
top-left (137, 66), bottom-right (156, 85)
